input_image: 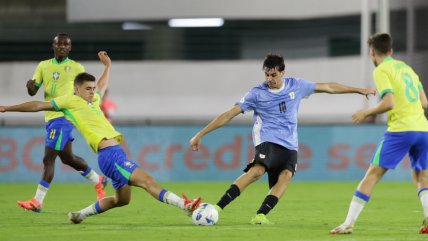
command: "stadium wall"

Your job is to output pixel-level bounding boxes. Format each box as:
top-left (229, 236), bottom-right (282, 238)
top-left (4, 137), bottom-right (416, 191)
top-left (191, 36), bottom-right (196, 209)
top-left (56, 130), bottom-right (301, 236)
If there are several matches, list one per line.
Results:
top-left (0, 125), bottom-right (413, 182)
top-left (0, 56), bottom-right (376, 125)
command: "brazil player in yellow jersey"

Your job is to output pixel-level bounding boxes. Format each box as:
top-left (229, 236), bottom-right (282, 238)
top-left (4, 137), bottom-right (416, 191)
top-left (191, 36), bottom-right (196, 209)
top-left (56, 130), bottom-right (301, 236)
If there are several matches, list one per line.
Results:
top-left (18, 33), bottom-right (106, 213)
top-left (330, 33), bottom-right (428, 234)
top-left (0, 51), bottom-right (202, 224)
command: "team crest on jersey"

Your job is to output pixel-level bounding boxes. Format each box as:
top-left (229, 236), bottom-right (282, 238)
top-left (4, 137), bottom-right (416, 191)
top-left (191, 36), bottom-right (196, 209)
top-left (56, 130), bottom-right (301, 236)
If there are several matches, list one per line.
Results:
top-left (289, 92), bottom-right (295, 99)
top-left (53, 72), bottom-right (60, 80)
top-left (64, 66), bottom-right (71, 72)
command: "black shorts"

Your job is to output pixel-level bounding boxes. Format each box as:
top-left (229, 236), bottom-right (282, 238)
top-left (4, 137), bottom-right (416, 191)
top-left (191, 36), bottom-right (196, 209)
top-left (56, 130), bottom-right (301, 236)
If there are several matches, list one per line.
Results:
top-left (244, 142), bottom-right (297, 188)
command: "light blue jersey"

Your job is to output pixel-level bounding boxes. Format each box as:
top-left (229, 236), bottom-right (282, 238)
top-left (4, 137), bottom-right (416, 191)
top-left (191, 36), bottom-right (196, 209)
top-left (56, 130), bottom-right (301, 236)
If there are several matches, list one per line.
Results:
top-left (237, 77), bottom-right (316, 151)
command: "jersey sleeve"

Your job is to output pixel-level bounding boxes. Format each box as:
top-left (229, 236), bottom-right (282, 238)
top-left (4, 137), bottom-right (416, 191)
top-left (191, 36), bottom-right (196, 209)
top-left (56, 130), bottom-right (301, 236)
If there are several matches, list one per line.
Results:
top-left (236, 89), bottom-right (257, 112)
top-left (296, 78), bottom-right (316, 99)
top-left (51, 95), bottom-right (71, 111)
top-left (32, 61), bottom-right (44, 88)
top-left (77, 62), bottom-right (85, 73)
top-left (373, 68), bottom-right (393, 98)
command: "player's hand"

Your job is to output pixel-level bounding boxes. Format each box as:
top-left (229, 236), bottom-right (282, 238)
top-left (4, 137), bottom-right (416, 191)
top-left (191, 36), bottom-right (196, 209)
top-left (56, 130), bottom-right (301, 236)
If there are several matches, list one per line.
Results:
top-left (189, 135), bottom-right (202, 151)
top-left (26, 79), bottom-right (36, 88)
top-left (26, 79), bottom-right (38, 96)
top-left (361, 88), bottom-right (377, 100)
top-left (98, 51), bottom-right (111, 67)
top-left (352, 109), bottom-right (369, 124)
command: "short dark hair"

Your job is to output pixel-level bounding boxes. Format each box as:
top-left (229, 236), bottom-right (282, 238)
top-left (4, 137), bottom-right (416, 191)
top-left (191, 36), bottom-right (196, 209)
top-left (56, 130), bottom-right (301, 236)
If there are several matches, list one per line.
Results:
top-left (263, 54), bottom-right (285, 71)
top-left (74, 72), bottom-right (96, 86)
top-left (368, 33), bottom-right (392, 55)
top-left (53, 33), bottom-right (71, 43)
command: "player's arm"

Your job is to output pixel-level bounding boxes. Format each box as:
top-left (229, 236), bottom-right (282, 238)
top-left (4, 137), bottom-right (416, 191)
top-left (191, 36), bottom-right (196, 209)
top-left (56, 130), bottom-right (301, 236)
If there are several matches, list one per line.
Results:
top-left (352, 93), bottom-right (394, 124)
top-left (0, 101), bottom-right (55, 113)
top-left (96, 51), bottom-right (111, 98)
top-left (26, 79), bottom-right (39, 96)
top-left (419, 87), bottom-right (428, 109)
top-left (315, 82), bottom-right (376, 98)
top-left (190, 105), bottom-right (242, 151)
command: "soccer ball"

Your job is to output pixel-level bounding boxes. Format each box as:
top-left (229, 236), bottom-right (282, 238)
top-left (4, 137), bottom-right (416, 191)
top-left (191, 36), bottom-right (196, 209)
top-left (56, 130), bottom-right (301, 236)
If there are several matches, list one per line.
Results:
top-left (191, 203), bottom-right (219, 226)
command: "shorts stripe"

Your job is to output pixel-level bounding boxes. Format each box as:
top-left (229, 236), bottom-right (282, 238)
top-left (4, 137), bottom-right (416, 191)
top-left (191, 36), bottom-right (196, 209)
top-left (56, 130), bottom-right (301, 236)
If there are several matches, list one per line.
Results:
top-left (54, 129), bottom-right (63, 151)
top-left (115, 162), bottom-right (132, 180)
top-left (372, 141), bottom-right (383, 166)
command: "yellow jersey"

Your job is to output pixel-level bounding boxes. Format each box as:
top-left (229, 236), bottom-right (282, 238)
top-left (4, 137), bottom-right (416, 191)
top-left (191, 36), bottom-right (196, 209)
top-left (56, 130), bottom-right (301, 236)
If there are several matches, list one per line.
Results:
top-left (51, 92), bottom-right (123, 153)
top-left (33, 58), bottom-right (84, 122)
top-left (373, 57), bottom-right (428, 132)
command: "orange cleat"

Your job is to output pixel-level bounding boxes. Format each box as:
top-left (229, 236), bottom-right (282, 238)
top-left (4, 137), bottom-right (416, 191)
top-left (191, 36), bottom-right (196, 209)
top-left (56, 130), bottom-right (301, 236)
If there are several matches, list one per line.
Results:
top-left (94, 176), bottom-right (108, 201)
top-left (420, 218), bottom-right (428, 234)
top-left (182, 193), bottom-right (202, 216)
top-left (17, 197), bottom-right (43, 213)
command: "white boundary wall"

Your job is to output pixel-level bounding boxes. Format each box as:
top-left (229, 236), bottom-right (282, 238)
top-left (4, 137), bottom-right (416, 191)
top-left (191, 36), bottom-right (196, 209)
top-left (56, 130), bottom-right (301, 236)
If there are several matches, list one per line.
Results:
top-left (0, 56), bottom-right (380, 125)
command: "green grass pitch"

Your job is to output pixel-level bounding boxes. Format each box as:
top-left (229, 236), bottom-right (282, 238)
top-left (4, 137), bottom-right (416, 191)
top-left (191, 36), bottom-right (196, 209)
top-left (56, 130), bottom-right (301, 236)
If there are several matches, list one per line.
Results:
top-left (0, 181), bottom-right (425, 241)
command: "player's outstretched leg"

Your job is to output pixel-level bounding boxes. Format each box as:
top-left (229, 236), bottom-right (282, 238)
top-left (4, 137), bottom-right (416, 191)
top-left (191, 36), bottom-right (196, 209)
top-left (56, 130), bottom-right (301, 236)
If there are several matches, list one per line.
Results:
top-left (68, 185), bottom-right (130, 224)
top-left (129, 167), bottom-right (203, 214)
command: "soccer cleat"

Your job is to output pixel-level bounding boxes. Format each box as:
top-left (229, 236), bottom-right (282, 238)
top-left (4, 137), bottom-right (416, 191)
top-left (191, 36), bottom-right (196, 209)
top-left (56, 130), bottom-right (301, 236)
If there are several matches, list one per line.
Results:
top-left (419, 217), bottom-right (428, 234)
top-left (250, 213), bottom-right (274, 225)
top-left (329, 224), bottom-right (353, 234)
top-left (214, 204), bottom-right (222, 213)
top-left (68, 211), bottom-right (85, 224)
top-left (94, 176), bottom-right (108, 201)
top-left (182, 193), bottom-right (202, 216)
top-left (17, 197), bottom-right (43, 213)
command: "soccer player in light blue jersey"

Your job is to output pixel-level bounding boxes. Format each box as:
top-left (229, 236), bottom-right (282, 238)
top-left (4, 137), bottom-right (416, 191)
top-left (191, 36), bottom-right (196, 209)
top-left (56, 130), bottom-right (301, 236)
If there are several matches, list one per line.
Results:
top-left (190, 54), bottom-right (376, 224)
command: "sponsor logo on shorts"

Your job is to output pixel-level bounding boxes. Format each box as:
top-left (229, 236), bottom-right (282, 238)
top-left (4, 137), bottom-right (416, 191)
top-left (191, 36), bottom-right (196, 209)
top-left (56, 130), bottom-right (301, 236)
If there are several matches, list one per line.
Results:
top-left (124, 161), bottom-right (134, 168)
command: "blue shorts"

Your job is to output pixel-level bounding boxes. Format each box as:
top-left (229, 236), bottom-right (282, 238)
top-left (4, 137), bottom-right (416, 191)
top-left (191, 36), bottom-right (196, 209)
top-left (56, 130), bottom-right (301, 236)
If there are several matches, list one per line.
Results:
top-left (45, 117), bottom-right (74, 151)
top-left (98, 145), bottom-right (139, 189)
top-left (372, 131), bottom-right (428, 171)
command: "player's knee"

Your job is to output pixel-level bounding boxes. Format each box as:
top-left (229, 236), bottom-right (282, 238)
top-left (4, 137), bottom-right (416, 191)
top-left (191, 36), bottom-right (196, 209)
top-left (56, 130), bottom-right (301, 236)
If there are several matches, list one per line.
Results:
top-left (250, 166), bottom-right (265, 180)
top-left (414, 173), bottom-right (428, 185)
top-left (42, 156), bottom-right (56, 166)
top-left (115, 199), bottom-right (130, 207)
top-left (141, 175), bottom-right (157, 190)
top-left (60, 157), bottom-right (73, 165)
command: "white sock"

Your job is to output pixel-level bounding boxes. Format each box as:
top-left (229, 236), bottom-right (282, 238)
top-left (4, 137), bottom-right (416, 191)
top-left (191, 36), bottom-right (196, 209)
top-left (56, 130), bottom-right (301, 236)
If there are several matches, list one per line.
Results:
top-left (419, 189), bottom-right (428, 218)
top-left (343, 196), bottom-right (367, 226)
top-left (80, 202), bottom-right (103, 218)
top-left (34, 182), bottom-right (49, 204)
top-left (159, 190), bottom-right (184, 209)
top-left (80, 168), bottom-right (101, 184)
